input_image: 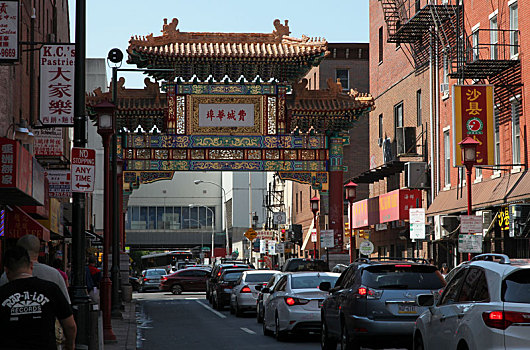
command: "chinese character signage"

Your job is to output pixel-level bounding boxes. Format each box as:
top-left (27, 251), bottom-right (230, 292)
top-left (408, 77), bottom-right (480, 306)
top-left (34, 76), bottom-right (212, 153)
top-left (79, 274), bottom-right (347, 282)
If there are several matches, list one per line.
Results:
top-left (0, 1), bottom-right (19, 62)
top-left (39, 44), bottom-right (75, 126)
top-left (33, 128), bottom-right (63, 156)
top-left (0, 137), bottom-right (32, 197)
top-left (452, 85), bottom-right (495, 166)
top-left (379, 189), bottom-right (421, 224)
top-left (44, 170), bottom-right (71, 198)
top-left (199, 104), bottom-right (254, 127)
top-left (351, 197), bottom-right (379, 229)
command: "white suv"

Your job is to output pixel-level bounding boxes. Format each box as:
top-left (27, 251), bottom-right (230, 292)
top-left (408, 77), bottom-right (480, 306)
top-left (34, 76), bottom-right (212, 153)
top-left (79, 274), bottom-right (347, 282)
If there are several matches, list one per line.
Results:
top-left (413, 254), bottom-right (530, 350)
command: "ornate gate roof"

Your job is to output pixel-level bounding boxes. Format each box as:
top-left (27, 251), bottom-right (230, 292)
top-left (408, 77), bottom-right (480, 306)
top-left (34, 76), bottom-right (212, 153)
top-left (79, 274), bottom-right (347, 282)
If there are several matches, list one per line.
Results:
top-left (127, 18), bottom-right (329, 82)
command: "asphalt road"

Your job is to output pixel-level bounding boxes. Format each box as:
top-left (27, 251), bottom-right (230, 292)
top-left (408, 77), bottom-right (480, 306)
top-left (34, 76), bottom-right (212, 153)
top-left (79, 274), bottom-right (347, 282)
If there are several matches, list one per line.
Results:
top-left (134, 291), bottom-right (408, 350)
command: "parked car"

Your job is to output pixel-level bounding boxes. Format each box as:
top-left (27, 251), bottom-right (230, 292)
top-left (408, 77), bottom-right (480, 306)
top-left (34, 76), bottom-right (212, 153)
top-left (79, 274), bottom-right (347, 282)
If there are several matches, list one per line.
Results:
top-left (129, 276), bottom-right (140, 292)
top-left (413, 254), bottom-right (530, 350)
top-left (331, 264), bottom-right (349, 273)
top-left (262, 272), bottom-right (340, 340)
top-left (320, 258), bottom-right (446, 350)
top-left (281, 258), bottom-right (329, 272)
top-left (206, 263), bottom-right (252, 302)
top-left (159, 267), bottom-right (210, 295)
top-left (211, 268), bottom-right (252, 310)
top-left (139, 268), bottom-right (167, 292)
top-left (256, 272), bottom-right (284, 323)
top-left (229, 270), bottom-right (279, 316)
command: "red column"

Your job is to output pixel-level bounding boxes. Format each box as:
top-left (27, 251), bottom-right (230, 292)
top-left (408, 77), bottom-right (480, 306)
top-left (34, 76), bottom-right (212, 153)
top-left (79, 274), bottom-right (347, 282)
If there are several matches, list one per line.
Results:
top-left (329, 170), bottom-right (344, 253)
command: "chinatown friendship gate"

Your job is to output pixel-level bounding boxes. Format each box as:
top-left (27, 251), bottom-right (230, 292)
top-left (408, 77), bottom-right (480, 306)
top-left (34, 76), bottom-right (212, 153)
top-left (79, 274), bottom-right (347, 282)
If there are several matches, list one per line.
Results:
top-left (86, 18), bottom-right (375, 256)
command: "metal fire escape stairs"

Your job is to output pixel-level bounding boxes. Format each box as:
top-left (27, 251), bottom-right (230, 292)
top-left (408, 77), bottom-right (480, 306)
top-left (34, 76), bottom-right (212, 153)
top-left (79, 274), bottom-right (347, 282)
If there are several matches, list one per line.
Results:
top-left (263, 173), bottom-right (285, 230)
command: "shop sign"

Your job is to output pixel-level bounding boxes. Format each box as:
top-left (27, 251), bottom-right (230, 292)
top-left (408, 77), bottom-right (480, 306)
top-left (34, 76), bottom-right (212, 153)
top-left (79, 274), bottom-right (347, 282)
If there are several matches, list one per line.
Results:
top-left (45, 170), bottom-right (71, 198)
top-left (256, 230), bottom-right (275, 240)
top-left (453, 85), bottom-right (495, 166)
top-left (351, 197), bottom-right (379, 229)
top-left (458, 234), bottom-right (483, 253)
top-left (497, 206), bottom-right (510, 231)
top-left (7, 206), bottom-right (50, 241)
top-left (198, 103), bottom-right (254, 127)
top-left (0, 1), bottom-right (19, 62)
top-left (33, 128), bottom-right (63, 156)
top-left (0, 137), bottom-right (32, 196)
top-left (379, 189), bottom-right (421, 223)
top-left (39, 44), bottom-right (75, 126)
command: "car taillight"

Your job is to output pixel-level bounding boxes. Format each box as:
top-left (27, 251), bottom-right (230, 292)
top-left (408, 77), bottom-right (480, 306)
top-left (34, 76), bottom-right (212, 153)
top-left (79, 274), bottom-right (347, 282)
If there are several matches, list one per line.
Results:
top-left (161, 276), bottom-right (167, 282)
top-left (284, 297), bottom-right (310, 306)
top-left (217, 271), bottom-right (221, 277)
top-left (241, 286), bottom-right (252, 293)
top-left (143, 278), bottom-right (148, 282)
top-left (357, 286), bottom-right (382, 299)
top-left (483, 311), bottom-right (530, 330)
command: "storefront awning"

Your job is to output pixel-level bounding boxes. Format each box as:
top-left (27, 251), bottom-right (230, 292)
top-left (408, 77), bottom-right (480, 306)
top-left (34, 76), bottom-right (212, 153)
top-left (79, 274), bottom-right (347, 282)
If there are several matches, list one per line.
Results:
top-left (351, 160), bottom-right (405, 184)
top-left (6, 206), bottom-right (50, 241)
top-left (426, 171), bottom-right (526, 216)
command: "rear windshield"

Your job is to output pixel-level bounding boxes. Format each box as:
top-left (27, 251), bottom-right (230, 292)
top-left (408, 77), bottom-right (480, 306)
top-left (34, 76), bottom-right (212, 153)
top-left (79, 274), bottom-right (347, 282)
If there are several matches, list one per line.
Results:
top-left (291, 275), bottom-right (339, 289)
top-left (285, 260), bottom-right (329, 272)
top-left (362, 265), bottom-right (445, 290)
top-left (502, 269), bottom-right (530, 303)
top-left (244, 273), bottom-right (275, 283)
top-left (146, 269), bottom-right (166, 276)
top-left (223, 271), bottom-right (244, 281)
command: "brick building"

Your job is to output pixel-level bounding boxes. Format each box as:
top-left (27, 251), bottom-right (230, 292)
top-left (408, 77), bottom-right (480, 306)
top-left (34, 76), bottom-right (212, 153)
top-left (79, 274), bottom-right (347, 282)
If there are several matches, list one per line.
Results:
top-left (359, 0), bottom-right (528, 267)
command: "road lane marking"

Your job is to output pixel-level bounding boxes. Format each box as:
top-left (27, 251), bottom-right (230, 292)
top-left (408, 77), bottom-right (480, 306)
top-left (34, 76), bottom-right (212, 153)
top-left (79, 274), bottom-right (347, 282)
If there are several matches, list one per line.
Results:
top-left (196, 300), bottom-right (227, 319)
top-left (185, 297), bottom-right (199, 300)
top-left (240, 327), bottom-right (256, 335)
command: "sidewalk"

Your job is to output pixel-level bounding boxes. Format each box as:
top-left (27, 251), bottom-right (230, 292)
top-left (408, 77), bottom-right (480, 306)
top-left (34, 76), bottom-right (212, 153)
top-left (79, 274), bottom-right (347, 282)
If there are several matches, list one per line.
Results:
top-left (104, 301), bottom-right (137, 350)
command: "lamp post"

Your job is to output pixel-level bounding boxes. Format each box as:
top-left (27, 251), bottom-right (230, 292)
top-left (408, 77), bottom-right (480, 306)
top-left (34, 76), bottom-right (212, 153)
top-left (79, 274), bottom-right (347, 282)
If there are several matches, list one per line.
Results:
top-left (94, 101), bottom-right (117, 343)
top-left (189, 204), bottom-right (215, 262)
top-left (459, 137), bottom-right (479, 261)
top-left (310, 196), bottom-right (320, 259)
top-left (194, 180), bottom-right (230, 258)
top-left (344, 181), bottom-right (358, 264)
top-left (111, 153), bottom-right (123, 319)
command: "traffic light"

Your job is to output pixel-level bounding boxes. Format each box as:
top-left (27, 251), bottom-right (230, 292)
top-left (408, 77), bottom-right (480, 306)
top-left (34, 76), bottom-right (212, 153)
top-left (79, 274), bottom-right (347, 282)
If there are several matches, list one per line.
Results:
top-left (290, 224), bottom-right (303, 245)
top-left (344, 222), bottom-right (350, 236)
top-left (281, 229), bottom-right (286, 242)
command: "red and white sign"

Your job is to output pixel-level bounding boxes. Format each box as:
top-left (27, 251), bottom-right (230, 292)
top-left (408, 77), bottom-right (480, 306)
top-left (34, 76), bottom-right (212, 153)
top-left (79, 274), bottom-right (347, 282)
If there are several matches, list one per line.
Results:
top-left (311, 229), bottom-right (317, 242)
top-left (71, 148), bottom-right (95, 193)
top-left (0, 1), bottom-right (19, 62)
top-left (460, 215), bottom-right (483, 234)
top-left (44, 170), bottom-right (71, 198)
top-left (198, 104), bottom-right (254, 127)
top-left (34, 128), bottom-right (63, 156)
top-left (39, 44), bottom-right (75, 126)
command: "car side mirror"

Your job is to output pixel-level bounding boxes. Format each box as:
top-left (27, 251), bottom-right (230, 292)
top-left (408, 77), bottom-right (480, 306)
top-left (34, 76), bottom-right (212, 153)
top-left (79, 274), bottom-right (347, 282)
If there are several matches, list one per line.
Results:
top-left (319, 281), bottom-right (331, 292)
top-left (261, 287), bottom-right (270, 294)
top-left (416, 294), bottom-right (435, 307)
top-left (255, 285), bottom-right (262, 291)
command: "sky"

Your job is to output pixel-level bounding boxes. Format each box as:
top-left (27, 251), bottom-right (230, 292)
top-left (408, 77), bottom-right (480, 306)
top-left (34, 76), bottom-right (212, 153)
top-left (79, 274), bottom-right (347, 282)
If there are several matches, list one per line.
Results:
top-left (69, 0), bottom-right (369, 88)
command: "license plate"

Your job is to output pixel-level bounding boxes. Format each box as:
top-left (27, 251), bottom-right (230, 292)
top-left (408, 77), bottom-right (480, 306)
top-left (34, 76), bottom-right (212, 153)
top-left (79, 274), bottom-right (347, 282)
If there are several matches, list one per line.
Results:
top-left (398, 304), bottom-right (417, 314)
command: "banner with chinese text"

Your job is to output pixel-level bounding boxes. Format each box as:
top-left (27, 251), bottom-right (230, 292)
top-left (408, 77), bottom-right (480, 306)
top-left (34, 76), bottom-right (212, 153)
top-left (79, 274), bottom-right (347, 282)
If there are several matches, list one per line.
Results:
top-left (39, 44), bottom-right (75, 126)
top-left (452, 85), bottom-right (494, 166)
top-left (0, 1), bottom-right (19, 62)
top-left (33, 128), bottom-right (64, 156)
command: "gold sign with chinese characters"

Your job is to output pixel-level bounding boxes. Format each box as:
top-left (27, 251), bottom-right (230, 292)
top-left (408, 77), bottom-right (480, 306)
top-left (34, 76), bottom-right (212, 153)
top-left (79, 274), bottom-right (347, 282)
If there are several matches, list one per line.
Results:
top-left (188, 95), bottom-right (263, 135)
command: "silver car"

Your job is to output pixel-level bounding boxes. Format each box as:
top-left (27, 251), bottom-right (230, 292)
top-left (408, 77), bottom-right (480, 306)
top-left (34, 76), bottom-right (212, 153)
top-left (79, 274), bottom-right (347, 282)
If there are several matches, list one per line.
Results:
top-left (262, 272), bottom-right (340, 341)
top-left (229, 270), bottom-right (279, 316)
top-left (256, 272), bottom-right (284, 323)
top-left (139, 268), bottom-right (167, 292)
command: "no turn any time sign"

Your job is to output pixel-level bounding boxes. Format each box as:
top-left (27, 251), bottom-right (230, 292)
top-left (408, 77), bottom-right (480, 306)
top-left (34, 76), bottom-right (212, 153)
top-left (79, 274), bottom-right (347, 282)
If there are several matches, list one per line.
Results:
top-left (71, 147), bottom-right (95, 193)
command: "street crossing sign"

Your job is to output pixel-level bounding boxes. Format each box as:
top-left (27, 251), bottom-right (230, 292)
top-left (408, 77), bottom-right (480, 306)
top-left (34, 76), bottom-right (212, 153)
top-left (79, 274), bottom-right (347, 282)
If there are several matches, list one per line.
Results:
top-left (244, 228), bottom-right (257, 241)
top-left (71, 148), bottom-right (95, 193)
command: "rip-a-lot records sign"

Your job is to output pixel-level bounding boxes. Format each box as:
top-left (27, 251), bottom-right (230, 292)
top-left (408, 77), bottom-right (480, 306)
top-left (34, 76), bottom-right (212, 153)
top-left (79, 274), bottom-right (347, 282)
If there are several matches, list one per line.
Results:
top-left (39, 44), bottom-right (75, 126)
top-left (0, 1), bottom-right (19, 62)
top-left (452, 85), bottom-right (494, 166)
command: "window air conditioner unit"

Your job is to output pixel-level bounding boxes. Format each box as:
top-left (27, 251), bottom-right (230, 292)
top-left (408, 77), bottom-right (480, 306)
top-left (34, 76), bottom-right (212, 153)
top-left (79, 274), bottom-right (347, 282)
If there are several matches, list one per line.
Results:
top-left (396, 127), bottom-right (417, 155)
top-left (382, 137), bottom-right (393, 164)
top-left (405, 162), bottom-right (428, 189)
top-left (434, 215), bottom-right (459, 240)
top-left (440, 83), bottom-right (449, 94)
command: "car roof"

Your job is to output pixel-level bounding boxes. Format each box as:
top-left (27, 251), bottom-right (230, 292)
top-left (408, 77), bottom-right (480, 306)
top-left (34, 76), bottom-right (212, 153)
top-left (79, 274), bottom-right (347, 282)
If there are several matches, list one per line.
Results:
top-left (243, 270), bottom-right (280, 275)
top-left (286, 271), bottom-right (340, 277)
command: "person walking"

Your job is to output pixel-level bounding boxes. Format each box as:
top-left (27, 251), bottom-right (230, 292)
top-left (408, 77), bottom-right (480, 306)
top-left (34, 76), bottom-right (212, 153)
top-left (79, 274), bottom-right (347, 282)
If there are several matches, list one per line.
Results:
top-left (0, 246), bottom-right (77, 350)
top-left (52, 258), bottom-right (69, 288)
top-left (0, 235), bottom-right (70, 303)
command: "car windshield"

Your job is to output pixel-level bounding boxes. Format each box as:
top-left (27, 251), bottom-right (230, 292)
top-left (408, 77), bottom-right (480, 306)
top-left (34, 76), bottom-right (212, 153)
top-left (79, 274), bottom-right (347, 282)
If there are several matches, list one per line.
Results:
top-left (146, 269), bottom-right (166, 276)
top-left (502, 269), bottom-right (530, 303)
top-left (362, 265), bottom-right (445, 290)
top-left (223, 271), bottom-right (244, 281)
top-left (285, 260), bottom-right (329, 272)
top-left (244, 273), bottom-right (275, 283)
top-left (291, 275), bottom-right (339, 289)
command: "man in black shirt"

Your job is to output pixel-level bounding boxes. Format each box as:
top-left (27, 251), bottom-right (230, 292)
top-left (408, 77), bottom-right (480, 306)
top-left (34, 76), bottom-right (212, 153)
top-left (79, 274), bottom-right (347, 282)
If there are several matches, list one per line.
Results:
top-left (0, 246), bottom-right (77, 350)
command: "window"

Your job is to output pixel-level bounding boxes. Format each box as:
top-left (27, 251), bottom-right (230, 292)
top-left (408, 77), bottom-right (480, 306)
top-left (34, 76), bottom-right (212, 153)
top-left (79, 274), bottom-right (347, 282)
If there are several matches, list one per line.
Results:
top-left (444, 130), bottom-right (451, 186)
top-left (512, 99), bottom-right (521, 165)
top-left (458, 268), bottom-right (489, 302)
top-left (394, 102), bottom-right (403, 130)
top-left (336, 69), bottom-right (349, 90)
top-left (490, 15), bottom-right (498, 60)
top-left (510, 1), bottom-right (518, 57)
top-left (440, 269), bottom-right (467, 305)
top-left (472, 28), bottom-right (479, 61)
top-left (295, 192), bottom-right (299, 213)
top-left (502, 269), bottom-right (530, 303)
top-left (299, 191), bottom-right (303, 211)
top-left (415, 0), bottom-right (421, 12)
top-left (378, 114), bottom-right (383, 139)
top-left (313, 72), bottom-right (317, 89)
top-left (442, 52), bottom-right (449, 87)
top-left (494, 107), bottom-right (501, 169)
top-left (378, 26), bottom-right (384, 63)
top-left (416, 90), bottom-right (422, 127)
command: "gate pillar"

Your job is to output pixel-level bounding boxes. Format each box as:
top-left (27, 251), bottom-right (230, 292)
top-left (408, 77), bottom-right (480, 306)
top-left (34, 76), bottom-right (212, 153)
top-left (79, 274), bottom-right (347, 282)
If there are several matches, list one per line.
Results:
top-left (328, 136), bottom-right (345, 253)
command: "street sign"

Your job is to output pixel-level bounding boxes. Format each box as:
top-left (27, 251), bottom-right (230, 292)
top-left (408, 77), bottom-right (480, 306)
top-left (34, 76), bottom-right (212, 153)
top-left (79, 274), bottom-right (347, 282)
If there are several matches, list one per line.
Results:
top-left (460, 215), bottom-right (483, 233)
top-left (273, 212), bottom-right (286, 225)
top-left (410, 223), bottom-right (426, 240)
top-left (310, 229), bottom-right (317, 243)
top-left (71, 148), bottom-right (95, 193)
top-left (359, 240), bottom-right (374, 256)
top-left (458, 234), bottom-right (483, 253)
top-left (320, 230), bottom-right (334, 249)
top-left (409, 208), bottom-right (425, 224)
top-left (276, 242), bottom-right (285, 254)
top-left (244, 227), bottom-right (257, 241)
top-left (268, 241), bottom-right (277, 255)
top-left (259, 239), bottom-right (267, 254)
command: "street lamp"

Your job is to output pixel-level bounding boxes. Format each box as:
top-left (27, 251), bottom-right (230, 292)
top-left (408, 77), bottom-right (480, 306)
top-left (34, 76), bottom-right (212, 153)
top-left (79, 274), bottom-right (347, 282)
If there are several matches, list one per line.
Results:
top-left (344, 181), bottom-right (358, 263)
top-left (189, 204), bottom-right (215, 262)
top-left (310, 196), bottom-right (320, 259)
top-left (194, 180), bottom-right (230, 258)
top-left (458, 137), bottom-right (479, 216)
top-left (94, 100), bottom-right (117, 343)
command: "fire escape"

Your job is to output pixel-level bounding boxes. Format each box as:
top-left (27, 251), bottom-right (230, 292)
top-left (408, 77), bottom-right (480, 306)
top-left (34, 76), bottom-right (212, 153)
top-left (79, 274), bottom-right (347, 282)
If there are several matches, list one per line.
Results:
top-left (263, 173), bottom-right (286, 230)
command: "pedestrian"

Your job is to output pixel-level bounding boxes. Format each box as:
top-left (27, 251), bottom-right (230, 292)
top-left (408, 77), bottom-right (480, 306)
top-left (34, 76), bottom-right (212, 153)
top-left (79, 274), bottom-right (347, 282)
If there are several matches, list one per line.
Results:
top-left (0, 235), bottom-right (70, 303)
top-left (441, 263), bottom-right (449, 278)
top-left (0, 246), bottom-right (77, 350)
top-left (52, 258), bottom-right (69, 288)
top-left (87, 255), bottom-right (102, 288)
